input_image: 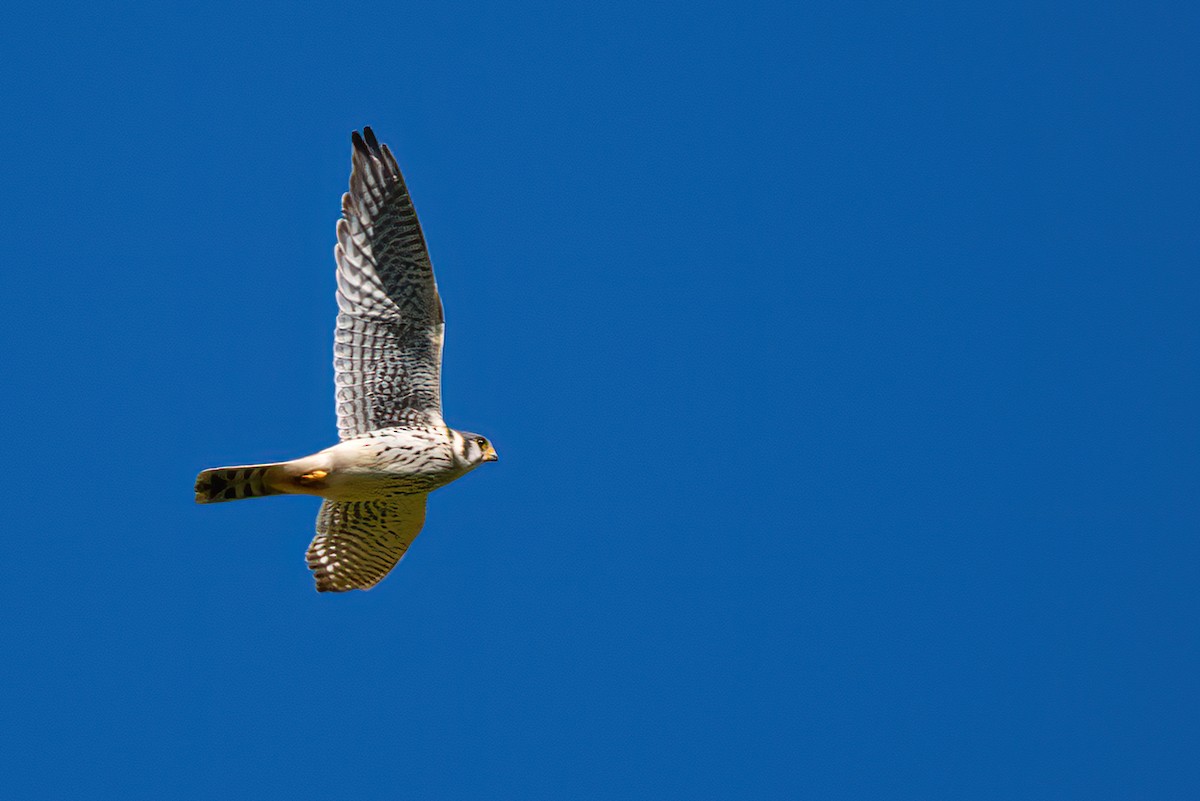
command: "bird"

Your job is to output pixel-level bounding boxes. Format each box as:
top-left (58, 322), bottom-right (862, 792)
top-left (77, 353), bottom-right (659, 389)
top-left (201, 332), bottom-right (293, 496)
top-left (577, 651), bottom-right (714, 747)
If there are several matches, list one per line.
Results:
top-left (195, 127), bottom-right (497, 592)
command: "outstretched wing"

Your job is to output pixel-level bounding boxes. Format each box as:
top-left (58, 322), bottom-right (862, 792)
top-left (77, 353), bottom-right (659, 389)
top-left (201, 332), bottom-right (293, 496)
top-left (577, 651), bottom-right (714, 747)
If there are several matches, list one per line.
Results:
top-left (306, 495), bottom-right (428, 592)
top-left (334, 127), bottom-right (445, 439)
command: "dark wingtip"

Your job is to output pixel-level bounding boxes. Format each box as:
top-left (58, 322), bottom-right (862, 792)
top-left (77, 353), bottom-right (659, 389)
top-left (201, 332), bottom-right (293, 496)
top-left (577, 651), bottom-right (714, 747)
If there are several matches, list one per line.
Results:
top-left (352, 126), bottom-right (383, 159)
top-left (363, 126), bottom-right (380, 152)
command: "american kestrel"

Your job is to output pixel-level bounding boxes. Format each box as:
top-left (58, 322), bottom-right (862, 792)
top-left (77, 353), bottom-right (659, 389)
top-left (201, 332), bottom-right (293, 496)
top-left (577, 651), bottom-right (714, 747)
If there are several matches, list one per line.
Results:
top-left (195, 128), bottom-right (497, 592)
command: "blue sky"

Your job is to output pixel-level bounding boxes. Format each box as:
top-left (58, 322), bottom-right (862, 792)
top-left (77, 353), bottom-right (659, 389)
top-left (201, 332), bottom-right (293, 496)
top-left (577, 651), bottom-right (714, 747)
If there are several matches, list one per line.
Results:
top-left (1, 1), bottom-right (1196, 798)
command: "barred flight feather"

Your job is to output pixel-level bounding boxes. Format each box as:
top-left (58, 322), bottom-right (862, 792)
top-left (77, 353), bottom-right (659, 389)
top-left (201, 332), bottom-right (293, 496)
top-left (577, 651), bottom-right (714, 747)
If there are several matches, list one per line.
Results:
top-left (307, 495), bottom-right (428, 592)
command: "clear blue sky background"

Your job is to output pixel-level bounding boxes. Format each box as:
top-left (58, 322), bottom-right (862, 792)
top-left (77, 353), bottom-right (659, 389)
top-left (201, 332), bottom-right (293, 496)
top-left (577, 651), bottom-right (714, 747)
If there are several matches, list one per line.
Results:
top-left (1, 2), bottom-right (1196, 798)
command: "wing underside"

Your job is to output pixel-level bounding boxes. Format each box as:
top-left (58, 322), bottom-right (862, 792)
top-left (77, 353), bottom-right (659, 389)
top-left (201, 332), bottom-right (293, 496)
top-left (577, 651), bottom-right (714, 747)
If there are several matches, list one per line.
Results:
top-left (334, 128), bottom-right (445, 439)
top-left (306, 495), bottom-right (429, 592)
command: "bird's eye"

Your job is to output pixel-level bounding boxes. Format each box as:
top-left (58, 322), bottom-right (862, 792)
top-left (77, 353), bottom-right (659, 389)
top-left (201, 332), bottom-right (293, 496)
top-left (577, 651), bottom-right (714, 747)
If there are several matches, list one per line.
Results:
top-left (476, 437), bottom-right (487, 447)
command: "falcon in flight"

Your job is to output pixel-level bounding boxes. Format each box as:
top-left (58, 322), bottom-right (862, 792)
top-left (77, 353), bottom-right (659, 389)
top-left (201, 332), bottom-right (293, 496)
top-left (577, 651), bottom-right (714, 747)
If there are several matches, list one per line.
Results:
top-left (195, 127), bottom-right (497, 592)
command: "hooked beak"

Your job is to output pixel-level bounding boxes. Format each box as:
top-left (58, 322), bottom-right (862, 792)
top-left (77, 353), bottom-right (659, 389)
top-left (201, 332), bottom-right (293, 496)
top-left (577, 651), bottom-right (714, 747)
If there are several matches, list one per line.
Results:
top-left (483, 444), bottom-right (499, 462)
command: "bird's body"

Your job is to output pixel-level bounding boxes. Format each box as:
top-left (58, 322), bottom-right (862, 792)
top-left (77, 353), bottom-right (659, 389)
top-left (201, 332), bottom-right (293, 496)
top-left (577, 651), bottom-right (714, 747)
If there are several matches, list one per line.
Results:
top-left (313, 426), bottom-right (477, 499)
top-left (203, 426), bottom-right (486, 502)
top-left (195, 128), bottom-right (496, 592)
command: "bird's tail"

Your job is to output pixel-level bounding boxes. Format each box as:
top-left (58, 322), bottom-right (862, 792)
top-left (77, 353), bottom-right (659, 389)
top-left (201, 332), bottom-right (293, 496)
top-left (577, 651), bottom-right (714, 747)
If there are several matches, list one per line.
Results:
top-left (195, 463), bottom-right (286, 504)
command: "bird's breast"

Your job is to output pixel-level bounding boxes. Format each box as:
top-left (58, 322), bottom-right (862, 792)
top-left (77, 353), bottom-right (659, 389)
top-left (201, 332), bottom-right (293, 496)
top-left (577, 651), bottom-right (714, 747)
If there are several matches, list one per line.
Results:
top-left (317, 429), bottom-right (463, 500)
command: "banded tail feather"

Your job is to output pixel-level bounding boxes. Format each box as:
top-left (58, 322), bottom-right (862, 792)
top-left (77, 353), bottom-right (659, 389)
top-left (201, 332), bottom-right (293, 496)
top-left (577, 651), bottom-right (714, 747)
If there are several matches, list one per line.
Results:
top-left (195, 463), bottom-right (286, 504)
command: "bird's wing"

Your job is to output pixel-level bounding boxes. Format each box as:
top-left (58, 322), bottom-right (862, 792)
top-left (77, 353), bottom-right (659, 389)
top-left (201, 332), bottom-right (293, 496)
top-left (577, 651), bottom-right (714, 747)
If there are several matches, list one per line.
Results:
top-left (306, 495), bottom-right (428, 592)
top-left (334, 127), bottom-right (445, 439)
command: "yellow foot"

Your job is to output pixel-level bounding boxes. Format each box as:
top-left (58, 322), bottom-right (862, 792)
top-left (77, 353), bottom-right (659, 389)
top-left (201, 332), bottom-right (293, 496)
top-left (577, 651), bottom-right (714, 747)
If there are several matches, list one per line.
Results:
top-left (297, 469), bottom-right (328, 486)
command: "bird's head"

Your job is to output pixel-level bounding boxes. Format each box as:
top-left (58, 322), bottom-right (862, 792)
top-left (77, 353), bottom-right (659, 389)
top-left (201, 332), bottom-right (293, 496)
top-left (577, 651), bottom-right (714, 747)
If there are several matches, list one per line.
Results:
top-left (452, 430), bottom-right (499, 470)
